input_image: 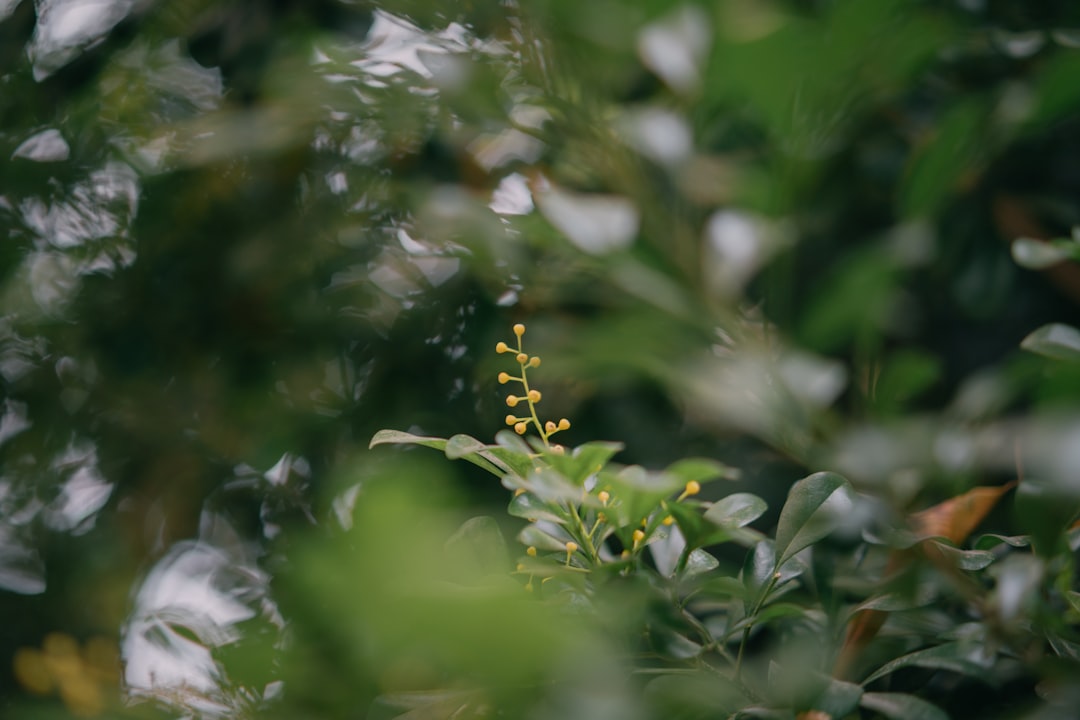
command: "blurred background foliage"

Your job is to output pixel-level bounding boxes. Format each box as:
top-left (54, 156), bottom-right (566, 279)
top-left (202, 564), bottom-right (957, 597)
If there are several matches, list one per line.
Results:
top-left (4, 0), bottom-right (1080, 717)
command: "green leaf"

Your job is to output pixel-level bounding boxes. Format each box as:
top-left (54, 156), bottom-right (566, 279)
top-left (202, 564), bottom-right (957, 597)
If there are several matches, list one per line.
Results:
top-left (445, 516), bottom-right (509, 577)
top-left (704, 493), bottom-right (767, 528)
top-left (926, 541), bottom-right (996, 570)
top-left (862, 642), bottom-right (992, 686)
top-left (859, 692), bottom-right (950, 720)
top-left (370, 429), bottom-right (447, 450)
top-left (664, 457), bottom-right (740, 484)
top-left (1011, 237), bottom-right (1073, 269)
top-left (545, 441), bottom-right (623, 486)
top-left (507, 492), bottom-right (567, 525)
top-left (1020, 323), bottom-right (1080, 362)
top-left (810, 677), bottom-right (863, 718)
top-left (683, 549), bottom-right (719, 579)
top-left (517, 523), bottom-right (571, 552)
top-left (773, 471), bottom-right (853, 567)
top-left (973, 534), bottom-right (1030, 551)
top-left (444, 433), bottom-right (488, 459)
top-left (370, 430), bottom-right (505, 477)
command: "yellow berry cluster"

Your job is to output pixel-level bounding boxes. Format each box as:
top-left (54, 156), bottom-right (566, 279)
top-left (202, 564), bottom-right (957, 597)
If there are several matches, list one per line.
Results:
top-left (497, 324), bottom-right (570, 449)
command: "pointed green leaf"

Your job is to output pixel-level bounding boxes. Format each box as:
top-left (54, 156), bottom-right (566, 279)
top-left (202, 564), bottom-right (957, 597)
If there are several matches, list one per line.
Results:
top-left (1021, 323), bottom-right (1080, 362)
top-left (811, 677), bottom-right (863, 718)
top-left (705, 493), bottom-right (767, 528)
top-left (508, 492), bottom-right (567, 525)
top-left (683, 549), bottom-right (719, 579)
top-left (545, 441), bottom-right (623, 485)
top-left (773, 472), bottom-right (853, 567)
top-left (517, 523), bottom-right (571, 552)
top-left (370, 429), bottom-right (448, 450)
top-left (665, 457), bottom-right (740, 484)
top-left (860, 692), bottom-right (949, 720)
top-left (927, 541), bottom-right (996, 570)
top-left (862, 642), bottom-right (992, 686)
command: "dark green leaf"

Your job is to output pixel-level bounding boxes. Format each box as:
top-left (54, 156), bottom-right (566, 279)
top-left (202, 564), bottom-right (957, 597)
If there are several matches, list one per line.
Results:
top-left (859, 692), bottom-right (950, 720)
top-left (773, 472), bottom-right (853, 567)
top-left (862, 642), bottom-right (992, 686)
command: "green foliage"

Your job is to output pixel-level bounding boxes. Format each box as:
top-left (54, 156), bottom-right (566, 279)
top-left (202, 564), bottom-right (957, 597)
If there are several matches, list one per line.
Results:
top-left (6, 1), bottom-right (1080, 719)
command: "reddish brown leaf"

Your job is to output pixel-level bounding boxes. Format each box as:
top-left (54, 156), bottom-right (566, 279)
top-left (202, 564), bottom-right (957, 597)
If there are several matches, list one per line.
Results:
top-left (909, 482), bottom-right (1016, 545)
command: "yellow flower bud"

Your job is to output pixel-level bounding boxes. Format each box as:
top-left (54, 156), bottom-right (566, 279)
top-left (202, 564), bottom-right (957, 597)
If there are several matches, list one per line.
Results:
top-left (558, 418), bottom-right (570, 431)
top-left (513, 323), bottom-right (526, 336)
top-left (513, 487), bottom-right (526, 497)
top-left (514, 422), bottom-right (527, 435)
top-left (528, 389), bottom-right (541, 403)
top-left (551, 444), bottom-right (565, 454)
top-left (565, 541), bottom-right (578, 554)
top-left (496, 341), bottom-right (509, 353)
top-left (621, 550), bottom-right (631, 559)
top-left (632, 529), bottom-right (645, 545)
top-left (685, 480), bottom-right (701, 496)
top-left (506, 396), bottom-right (519, 407)
top-left (516, 352), bottom-right (528, 364)
top-left (597, 512), bottom-right (606, 522)
top-left (516, 563), bottom-right (526, 572)
top-left (662, 515), bottom-right (674, 526)
top-left (598, 490), bottom-right (610, 505)
top-left (498, 372), bottom-right (510, 384)
top-left (545, 420), bottom-right (556, 433)
top-left (529, 356), bottom-right (541, 367)
top-left (526, 546), bottom-right (537, 557)
top-left (505, 414), bottom-right (517, 425)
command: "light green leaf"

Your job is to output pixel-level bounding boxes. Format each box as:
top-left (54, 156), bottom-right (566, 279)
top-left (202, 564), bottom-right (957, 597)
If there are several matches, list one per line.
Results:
top-left (773, 472), bottom-right (853, 567)
top-left (508, 492), bottom-right (567, 525)
top-left (859, 692), bottom-right (950, 720)
top-left (705, 493), bottom-right (767, 528)
top-left (683, 549), bottom-right (719, 579)
top-left (665, 457), bottom-right (741, 484)
top-left (370, 429), bottom-right (447, 450)
top-left (1020, 323), bottom-right (1080, 362)
top-left (517, 523), bottom-right (571, 552)
top-left (1011, 237), bottom-right (1072, 269)
top-left (445, 516), bottom-right (509, 577)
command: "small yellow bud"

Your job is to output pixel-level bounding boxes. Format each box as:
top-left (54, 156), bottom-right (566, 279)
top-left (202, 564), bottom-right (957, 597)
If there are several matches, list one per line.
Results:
top-left (529, 356), bottom-right (541, 367)
top-left (545, 420), bottom-right (556, 433)
top-left (514, 422), bottom-right (527, 435)
top-left (514, 487), bottom-right (526, 497)
top-left (621, 550), bottom-right (631, 559)
top-left (565, 541), bottom-right (578, 554)
top-left (662, 515), bottom-right (674, 526)
top-left (558, 418), bottom-right (570, 431)
top-left (516, 352), bottom-right (528, 364)
top-left (632, 529), bottom-right (645, 544)
top-left (498, 372), bottom-right (510, 384)
top-left (516, 563), bottom-right (526, 572)
top-left (496, 341), bottom-right (509, 353)
top-left (513, 323), bottom-right (526, 337)
top-left (505, 414), bottom-right (517, 425)
top-left (551, 444), bottom-right (565, 454)
top-left (685, 480), bottom-right (701, 496)
top-left (506, 396), bottom-right (519, 407)
top-left (525, 580), bottom-right (534, 592)
top-left (598, 490), bottom-right (610, 505)
top-left (526, 546), bottom-right (537, 557)
top-left (528, 389), bottom-right (541, 403)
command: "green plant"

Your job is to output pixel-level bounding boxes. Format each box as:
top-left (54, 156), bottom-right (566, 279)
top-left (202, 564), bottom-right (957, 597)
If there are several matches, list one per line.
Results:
top-left (368, 324), bottom-right (1080, 720)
